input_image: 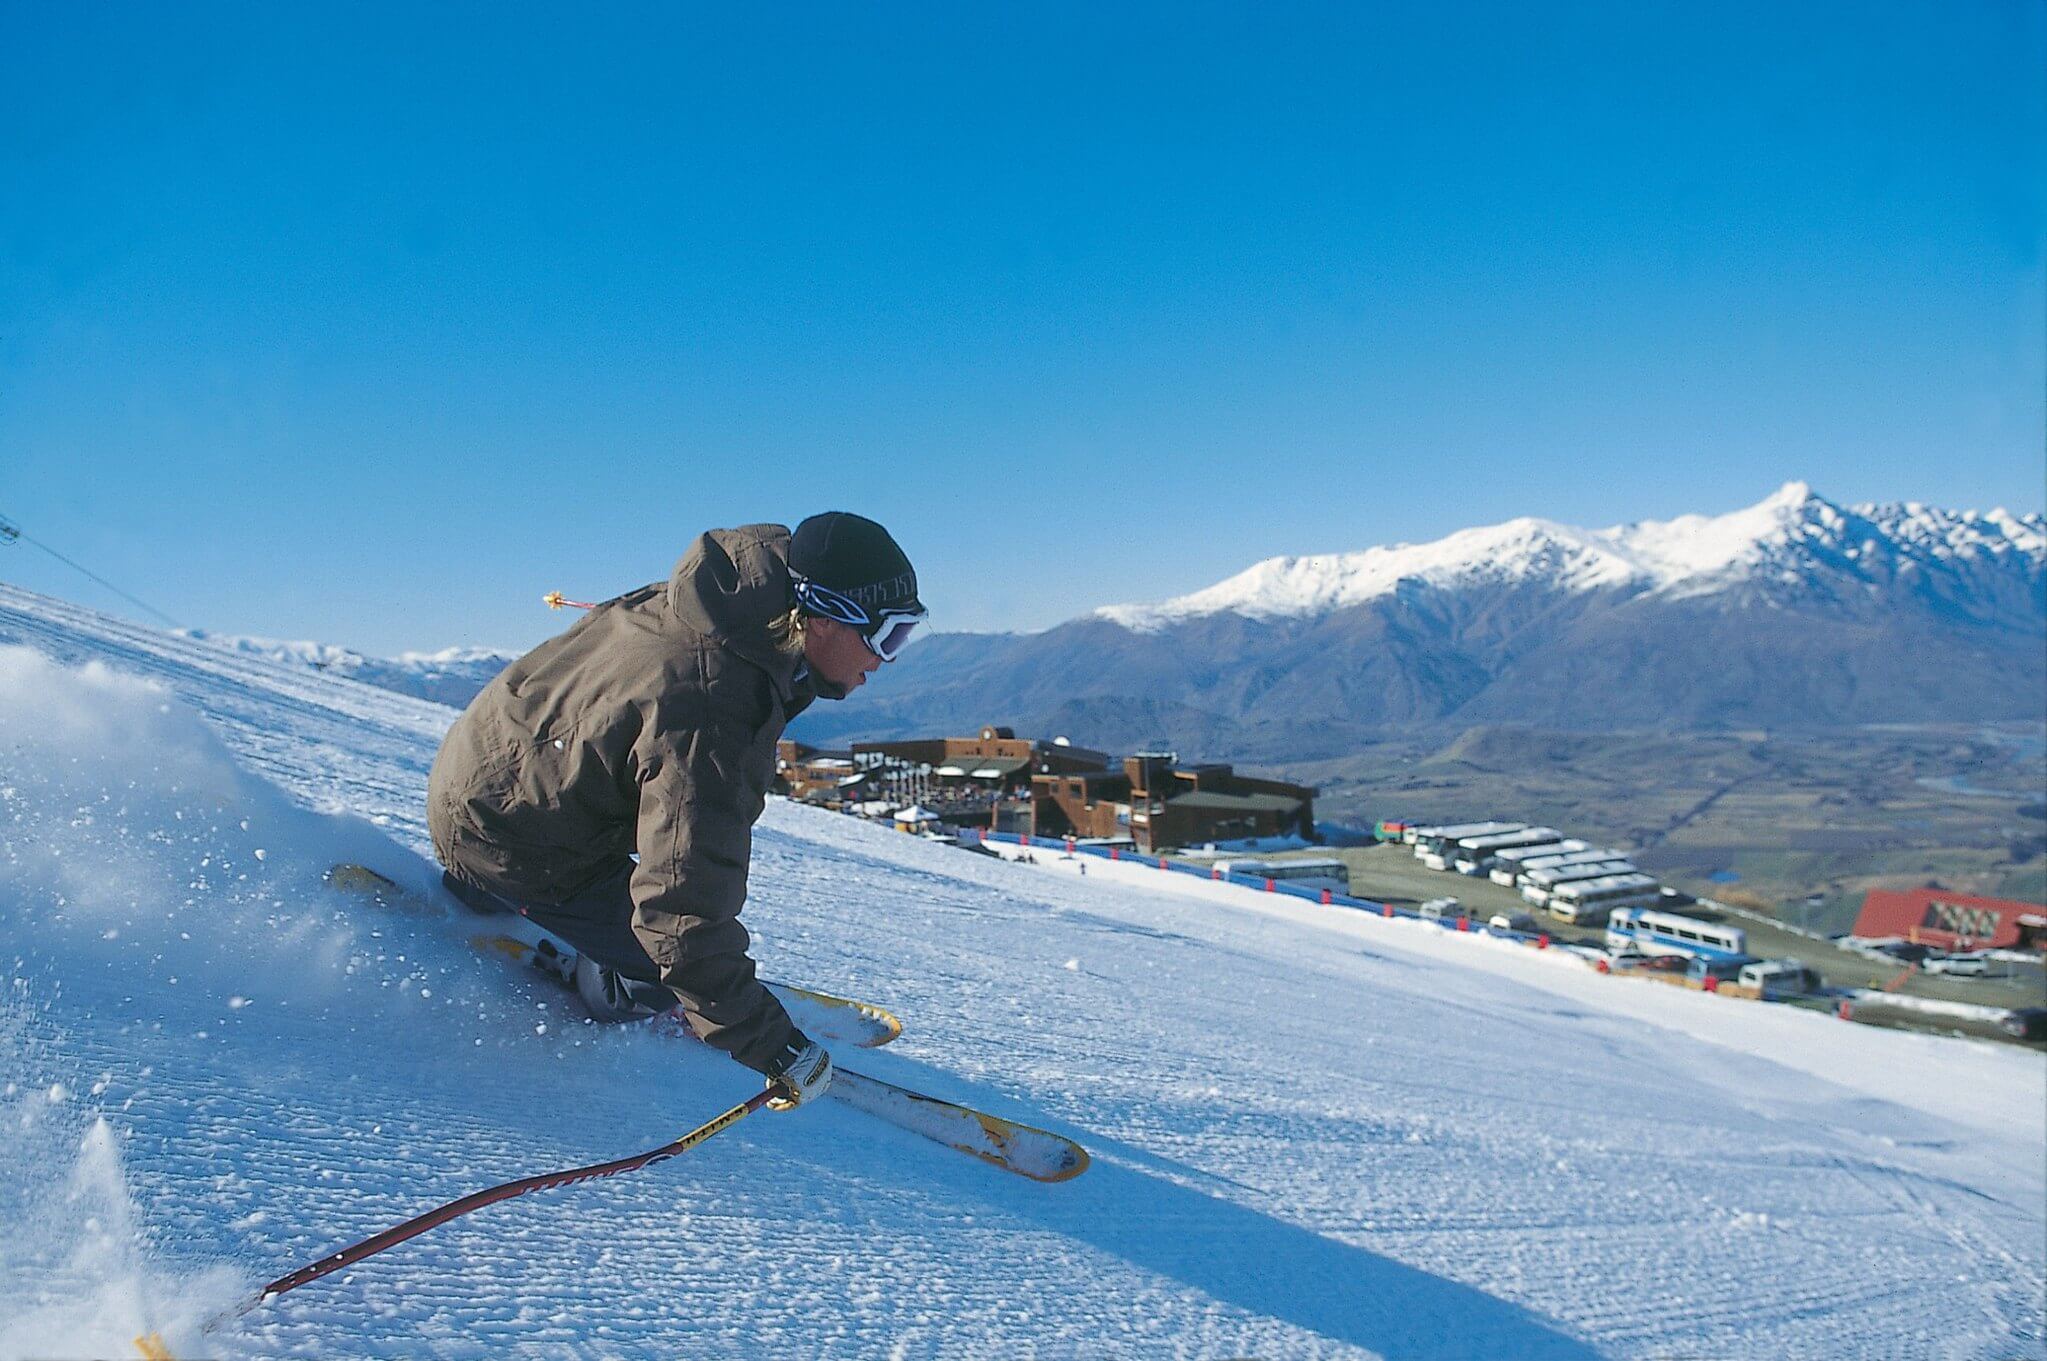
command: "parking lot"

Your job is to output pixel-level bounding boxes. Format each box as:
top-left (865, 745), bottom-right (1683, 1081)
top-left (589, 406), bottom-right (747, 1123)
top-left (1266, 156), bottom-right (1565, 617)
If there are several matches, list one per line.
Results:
top-left (1258, 843), bottom-right (2047, 1010)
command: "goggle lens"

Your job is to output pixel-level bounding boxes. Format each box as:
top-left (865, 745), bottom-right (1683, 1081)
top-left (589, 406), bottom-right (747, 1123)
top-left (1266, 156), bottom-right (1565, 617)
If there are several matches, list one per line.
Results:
top-left (866, 615), bottom-right (921, 661)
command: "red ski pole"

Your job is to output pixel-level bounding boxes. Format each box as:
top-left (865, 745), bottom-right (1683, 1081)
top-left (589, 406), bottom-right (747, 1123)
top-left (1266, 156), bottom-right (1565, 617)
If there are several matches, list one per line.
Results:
top-left (152, 1086), bottom-right (780, 1355)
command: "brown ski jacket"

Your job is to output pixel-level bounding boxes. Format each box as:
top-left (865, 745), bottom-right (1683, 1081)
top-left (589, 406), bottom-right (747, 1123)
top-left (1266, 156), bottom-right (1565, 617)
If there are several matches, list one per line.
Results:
top-left (427, 525), bottom-right (819, 1071)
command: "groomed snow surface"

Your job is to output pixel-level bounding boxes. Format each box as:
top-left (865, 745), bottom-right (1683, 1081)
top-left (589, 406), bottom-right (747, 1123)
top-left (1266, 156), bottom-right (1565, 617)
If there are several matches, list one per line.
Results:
top-left (1, 582), bottom-right (2042, 1360)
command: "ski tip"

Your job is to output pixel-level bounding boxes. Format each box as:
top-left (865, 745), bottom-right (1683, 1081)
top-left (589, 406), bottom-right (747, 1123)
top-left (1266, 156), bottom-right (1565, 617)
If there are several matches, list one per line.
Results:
top-left (768, 982), bottom-right (905, 1049)
top-left (133, 1332), bottom-right (175, 1361)
top-left (858, 1006), bottom-right (905, 1047)
top-left (1048, 1144), bottom-right (1091, 1182)
top-left (979, 1114), bottom-right (1092, 1183)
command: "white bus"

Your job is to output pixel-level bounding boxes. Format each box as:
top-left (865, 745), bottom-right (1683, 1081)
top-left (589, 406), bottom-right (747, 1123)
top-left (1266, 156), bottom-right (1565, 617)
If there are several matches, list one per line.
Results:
top-left (1519, 859), bottom-right (1637, 905)
top-left (1606, 908), bottom-right (1749, 962)
top-left (1492, 847), bottom-right (1617, 887)
top-left (1487, 840), bottom-right (1592, 884)
top-left (1450, 827), bottom-right (1561, 875)
top-left (1545, 873), bottom-right (1662, 925)
top-left (1412, 822), bottom-right (1525, 870)
top-left (1215, 857), bottom-right (1351, 893)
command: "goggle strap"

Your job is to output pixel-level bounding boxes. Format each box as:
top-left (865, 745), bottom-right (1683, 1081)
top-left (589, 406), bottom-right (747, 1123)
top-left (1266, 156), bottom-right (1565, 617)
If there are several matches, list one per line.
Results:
top-left (791, 575), bottom-right (870, 627)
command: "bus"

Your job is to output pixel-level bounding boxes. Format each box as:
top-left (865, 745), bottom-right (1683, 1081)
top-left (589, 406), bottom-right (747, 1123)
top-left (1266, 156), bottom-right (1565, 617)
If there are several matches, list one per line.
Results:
top-left (1498, 843), bottom-right (1621, 888)
top-left (1214, 857), bottom-right (1351, 893)
top-left (1486, 840), bottom-right (1592, 884)
top-left (1450, 827), bottom-right (1562, 875)
top-left (1606, 907), bottom-right (1749, 962)
top-left (1411, 822), bottom-right (1526, 870)
top-left (1545, 873), bottom-right (1662, 925)
top-left (1491, 847), bottom-right (1617, 887)
top-left (1519, 859), bottom-right (1637, 905)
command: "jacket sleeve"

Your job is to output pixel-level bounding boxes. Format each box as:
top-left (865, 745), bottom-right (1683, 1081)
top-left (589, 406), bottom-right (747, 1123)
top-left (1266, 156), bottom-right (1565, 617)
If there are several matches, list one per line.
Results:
top-left (628, 709), bottom-right (801, 1074)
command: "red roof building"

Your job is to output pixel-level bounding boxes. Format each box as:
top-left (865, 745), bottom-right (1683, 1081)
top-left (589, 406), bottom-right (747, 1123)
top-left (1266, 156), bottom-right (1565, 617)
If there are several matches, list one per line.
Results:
top-left (1852, 888), bottom-right (2047, 952)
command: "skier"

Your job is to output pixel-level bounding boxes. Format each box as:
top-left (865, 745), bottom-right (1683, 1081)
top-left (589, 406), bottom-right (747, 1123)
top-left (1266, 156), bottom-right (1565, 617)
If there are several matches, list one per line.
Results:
top-left (426, 514), bottom-right (923, 1109)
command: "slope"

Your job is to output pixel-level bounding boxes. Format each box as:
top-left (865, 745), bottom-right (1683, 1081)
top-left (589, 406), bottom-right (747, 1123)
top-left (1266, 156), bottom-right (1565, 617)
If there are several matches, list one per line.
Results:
top-left (0, 582), bottom-right (2040, 1360)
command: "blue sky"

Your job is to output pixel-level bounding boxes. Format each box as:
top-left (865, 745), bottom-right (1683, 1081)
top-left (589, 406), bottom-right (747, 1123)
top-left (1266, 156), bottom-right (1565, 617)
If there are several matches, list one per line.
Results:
top-left (3, 1), bottom-right (2042, 653)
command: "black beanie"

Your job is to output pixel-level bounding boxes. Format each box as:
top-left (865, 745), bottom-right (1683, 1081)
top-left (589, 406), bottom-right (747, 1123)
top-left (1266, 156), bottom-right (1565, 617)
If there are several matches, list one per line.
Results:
top-left (789, 512), bottom-right (921, 617)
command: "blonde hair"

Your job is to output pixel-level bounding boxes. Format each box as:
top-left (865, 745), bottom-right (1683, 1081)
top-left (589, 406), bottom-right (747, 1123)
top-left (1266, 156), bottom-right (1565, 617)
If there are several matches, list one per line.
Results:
top-left (767, 606), bottom-right (808, 659)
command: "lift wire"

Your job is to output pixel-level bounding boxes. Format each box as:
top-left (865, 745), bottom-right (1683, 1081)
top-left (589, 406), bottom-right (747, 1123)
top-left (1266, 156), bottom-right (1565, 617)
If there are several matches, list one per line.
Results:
top-left (0, 509), bottom-right (185, 630)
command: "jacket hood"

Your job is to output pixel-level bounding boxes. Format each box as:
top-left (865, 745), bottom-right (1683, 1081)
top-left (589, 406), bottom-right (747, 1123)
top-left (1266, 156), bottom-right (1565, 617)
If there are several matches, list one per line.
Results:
top-left (667, 525), bottom-right (810, 701)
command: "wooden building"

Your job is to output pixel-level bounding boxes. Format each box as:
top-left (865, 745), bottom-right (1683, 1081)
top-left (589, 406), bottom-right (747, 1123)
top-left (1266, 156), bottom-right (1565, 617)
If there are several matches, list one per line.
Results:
top-left (847, 726), bottom-right (1109, 827)
top-left (1030, 752), bottom-right (1316, 853)
top-left (774, 739), bottom-right (863, 804)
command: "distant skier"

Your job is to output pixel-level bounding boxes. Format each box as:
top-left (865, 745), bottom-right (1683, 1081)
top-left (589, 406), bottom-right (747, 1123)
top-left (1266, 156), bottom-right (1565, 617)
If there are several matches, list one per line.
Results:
top-left (427, 514), bottom-right (923, 1109)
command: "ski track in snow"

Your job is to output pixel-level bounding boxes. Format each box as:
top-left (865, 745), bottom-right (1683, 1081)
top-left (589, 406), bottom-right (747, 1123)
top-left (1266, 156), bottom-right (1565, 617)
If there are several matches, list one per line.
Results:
top-left (1, 582), bottom-right (2042, 1361)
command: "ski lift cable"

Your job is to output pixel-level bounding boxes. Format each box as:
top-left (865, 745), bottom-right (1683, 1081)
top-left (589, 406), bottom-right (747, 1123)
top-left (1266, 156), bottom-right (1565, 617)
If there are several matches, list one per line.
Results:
top-left (0, 509), bottom-right (184, 630)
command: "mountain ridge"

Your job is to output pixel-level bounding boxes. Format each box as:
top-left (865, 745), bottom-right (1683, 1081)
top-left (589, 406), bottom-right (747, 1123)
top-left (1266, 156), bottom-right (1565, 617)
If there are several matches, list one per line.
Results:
top-left (90, 483), bottom-right (2044, 760)
top-left (1096, 482), bottom-right (2045, 629)
top-left (794, 484), bottom-right (2046, 756)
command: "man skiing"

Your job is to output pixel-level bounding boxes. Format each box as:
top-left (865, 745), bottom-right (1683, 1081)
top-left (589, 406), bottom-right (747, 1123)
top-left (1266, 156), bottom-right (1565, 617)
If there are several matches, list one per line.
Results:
top-left (427, 513), bottom-right (923, 1109)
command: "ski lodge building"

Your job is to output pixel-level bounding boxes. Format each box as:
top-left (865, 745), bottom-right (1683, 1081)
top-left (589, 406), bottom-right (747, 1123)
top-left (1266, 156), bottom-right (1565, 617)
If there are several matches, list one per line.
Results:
top-left (774, 742), bottom-right (861, 802)
top-left (1851, 888), bottom-right (2047, 952)
top-left (1029, 752), bottom-right (1316, 853)
top-left (779, 727), bottom-right (1111, 828)
top-left (851, 726), bottom-right (1111, 797)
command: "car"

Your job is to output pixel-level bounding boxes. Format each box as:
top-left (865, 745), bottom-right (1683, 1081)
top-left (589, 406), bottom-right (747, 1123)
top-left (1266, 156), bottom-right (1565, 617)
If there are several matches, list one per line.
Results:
top-left (1418, 897), bottom-right (1461, 921)
top-left (1998, 1008), bottom-right (2047, 1041)
top-left (1687, 954), bottom-right (1761, 984)
top-left (1488, 911), bottom-right (1540, 934)
top-left (1621, 952), bottom-right (1690, 974)
top-left (1924, 952), bottom-right (1993, 978)
top-left (1876, 941), bottom-right (1933, 964)
top-left (1737, 959), bottom-right (1823, 997)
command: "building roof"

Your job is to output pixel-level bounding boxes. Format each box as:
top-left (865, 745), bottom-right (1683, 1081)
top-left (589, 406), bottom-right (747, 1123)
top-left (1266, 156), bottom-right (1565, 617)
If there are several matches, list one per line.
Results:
top-left (1037, 769), bottom-right (1128, 787)
top-left (1854, 888), bottom-right (2046, 950)
top-left (1168, 790), bottom-right (1306, 814)
top-left (933, 755), bottom-right (1031, 779)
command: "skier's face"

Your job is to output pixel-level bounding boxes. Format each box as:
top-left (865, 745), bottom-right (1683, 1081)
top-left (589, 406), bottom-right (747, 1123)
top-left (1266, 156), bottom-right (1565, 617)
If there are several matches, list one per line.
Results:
top-left (803, 616), bottom-right (883, 693)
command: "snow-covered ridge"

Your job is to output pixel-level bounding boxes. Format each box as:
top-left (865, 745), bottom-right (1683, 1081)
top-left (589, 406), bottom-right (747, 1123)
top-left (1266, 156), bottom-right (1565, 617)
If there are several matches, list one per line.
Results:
top-left (179, 630), bottom-right (518, 707)
top-left (1098, 482), bottom-right (2047, 630)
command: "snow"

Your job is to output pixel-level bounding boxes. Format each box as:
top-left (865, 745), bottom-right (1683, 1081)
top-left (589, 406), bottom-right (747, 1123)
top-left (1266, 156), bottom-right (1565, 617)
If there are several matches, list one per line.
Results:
top-left (1098, 482), bottom-right (2047, 629)
top-left (1, 580), bottom-right (2043, 1359)
top-left (176, 630), bottom-right (518, 708)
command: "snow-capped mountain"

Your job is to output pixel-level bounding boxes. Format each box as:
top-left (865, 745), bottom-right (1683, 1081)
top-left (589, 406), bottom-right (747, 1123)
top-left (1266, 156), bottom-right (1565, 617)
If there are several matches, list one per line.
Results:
top-left (792, 484), bottom-right (2047, 755)
top-left (163, 484), bottom-right (2045, 754)
top-left (1098, 482), bottom-right (2046, 628)
top-left (179, 631), bottom-right (516, 708)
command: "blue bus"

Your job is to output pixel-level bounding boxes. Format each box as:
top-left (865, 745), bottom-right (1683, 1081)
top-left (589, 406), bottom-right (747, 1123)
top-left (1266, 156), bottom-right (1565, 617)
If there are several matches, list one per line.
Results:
top-left (1606, 907), bottom-right (1749, 962)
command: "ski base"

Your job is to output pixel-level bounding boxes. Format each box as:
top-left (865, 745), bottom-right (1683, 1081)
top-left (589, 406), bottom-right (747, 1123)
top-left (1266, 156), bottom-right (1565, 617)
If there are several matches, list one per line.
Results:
top-left (829, 1066), bottom-right (1090, 1184)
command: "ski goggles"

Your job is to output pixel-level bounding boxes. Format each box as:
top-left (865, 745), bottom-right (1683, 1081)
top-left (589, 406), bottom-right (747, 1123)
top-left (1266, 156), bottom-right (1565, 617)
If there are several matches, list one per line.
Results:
top-left (791, 574), bottom-right (927, 662)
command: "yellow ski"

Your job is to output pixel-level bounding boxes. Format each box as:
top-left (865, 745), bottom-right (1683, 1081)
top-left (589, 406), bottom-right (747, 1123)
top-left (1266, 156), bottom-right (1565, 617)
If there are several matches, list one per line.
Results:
top-left (330, 863), bottom-right (1088, 1182)
top-left (828, 1067), bottom-right (1090, 1183)
top-left (470, 930), bottom-right (903, 1050)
